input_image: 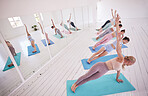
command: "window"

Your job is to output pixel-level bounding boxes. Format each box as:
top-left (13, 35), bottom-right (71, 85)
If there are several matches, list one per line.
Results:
top-left (34, 14), bottom-right (40, 22)
top-left (34, 13), bottom-right (43, 22)
top-left (8, 17), bottom-right (23, 28)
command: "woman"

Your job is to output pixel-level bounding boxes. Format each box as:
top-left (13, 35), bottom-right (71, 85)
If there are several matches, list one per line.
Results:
top-left (71, 15), bottom-right (136, 93)
top-left (87, 37), bottom-right (130, 64)
top-left (5, 41), bottom-right (17, 67)
top-left (67, 13), bottom-right (78, 31)
top-left (51, 19), bottom-right (63, 38)
top-left (96, 24), bottom-right (122, 40)
top-left (93, 29), bottom-right (125, 50)
top-left (38, 22), bottom-right (50, 45)
top-left (60, 21), bottom-right (72, 34)
top-left (24, 24), bottom-right (37, 53)
top-left (97, 9), bottom-right (121, 34)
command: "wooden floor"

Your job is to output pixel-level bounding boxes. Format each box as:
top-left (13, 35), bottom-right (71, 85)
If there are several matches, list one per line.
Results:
top-left (1, 18), bottom-right (148, 96)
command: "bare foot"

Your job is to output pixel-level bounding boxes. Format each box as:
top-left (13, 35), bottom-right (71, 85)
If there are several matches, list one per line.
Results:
top-left (55, 34), bottom-right (57, 35)
top-left (8, 63), bottom-right (14, 67)
top-left (87, 60), bottom-right (91, 64)
top-left (71, 83), bottom-right (77, 93)
top-left (96, 37), bottom-right (99, 40)
top-left (70, 32), bottom-right (72, 34)
top-left (32, 50), bottom-right (37, 53)
top-left (48, 43), bottom-right (50, 45)
top-left (61, 36), bottom-right (63, 38)
top-left (92, 47), bottom-right (95, 50)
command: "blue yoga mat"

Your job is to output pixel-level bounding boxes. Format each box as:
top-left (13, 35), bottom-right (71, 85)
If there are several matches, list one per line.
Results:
top-left (3, 52), bottom-right (21, 71)
top-left (41, 39), bottom-right (54, 46)
top-left (89, 44), bottom-right (128, 53)
top-left (67, 73), bottom-right (135, 96)
top-left (92, 37), bottom-right (116, 42)
top-left (27, 44), bottom-right (40, 56)
top-left (81, 54), bottom-right (124, 70)
top-left (53, 35), bottom-right (65, 39)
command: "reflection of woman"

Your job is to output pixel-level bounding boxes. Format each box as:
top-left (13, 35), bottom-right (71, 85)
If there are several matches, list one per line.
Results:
top-left (60, 21), bottom-right (72, 34)
top-left (24, 24), bottom-right (37, 53)
top-left (71, 14), bottom-right (136, 93)
top-left (38, 22), bottom-right (50, 45)
top-left (5, 41), bottom-right (17, 67)
top-left (51, 19), bottom-right (63, 38)
top-left (67, 13), bottom-right (78, 31)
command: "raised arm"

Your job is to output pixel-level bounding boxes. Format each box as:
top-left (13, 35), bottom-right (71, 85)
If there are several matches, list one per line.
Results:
top-left (111, 9), bottom-right (114, 18)
top-left (116, 70), bottom-right (123, 83)
top-left (51, 19), bottom-right (55, 27)
top-left (68, 13), bottom-right (71, 21)
top-left (115, 14), bottom-right (124, 60)
top-left (38, 22), bottom-right (44, 34)
top-left (24, 24), bottom-right (29, 35)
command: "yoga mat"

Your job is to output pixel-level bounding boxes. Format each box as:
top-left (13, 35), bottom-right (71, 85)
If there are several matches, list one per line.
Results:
top-left (81, 54), bottom-right (124, 70)
top-left (3, 52), bottom-right (21, 71)
top-left (67, 73), bottom-right (135, 96)
top-left (53, 35), bottom-right (65, 39)
top-left (69, 28), bottom-right (81, 31)
top-left (41, 39), bottom-right (54, 46)
top-left (27, 44), bottom-right (40, 56)
top-left (92, 37), bottom-right (116, 42)
top-left (89, 44), bottom-right (128, 53)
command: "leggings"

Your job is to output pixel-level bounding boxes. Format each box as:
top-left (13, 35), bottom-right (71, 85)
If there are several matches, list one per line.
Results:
top-left (102, 23), bottom-right (112, 31)
top-left (64, 24), bottom-right (69, 31)
top-left (56, 29), bottom-right (62, 36)
top-left (70, 22), bottom-right (76, 28)
top-left (75, 62), bottom-right (109, 87)
top-left (8, 46), bottom-right (16, 57)
top-left (101, 20), bottom-right (110, 28)
top-left (98, 28), bottom-right (113, 38)
top-left (95, 33), bottom-right (113, 47)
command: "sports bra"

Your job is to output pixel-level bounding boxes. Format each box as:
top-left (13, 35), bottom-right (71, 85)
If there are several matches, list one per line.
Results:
top-left (106, 58), bottom-right (123, 71)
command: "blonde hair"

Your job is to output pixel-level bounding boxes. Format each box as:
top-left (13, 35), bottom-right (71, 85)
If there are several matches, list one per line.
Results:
top-left (122, 56), bottom-right (136, 69)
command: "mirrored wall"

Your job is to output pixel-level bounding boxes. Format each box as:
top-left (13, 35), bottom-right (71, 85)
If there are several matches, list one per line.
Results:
top-left (0, 6), bottom-right (94, 96)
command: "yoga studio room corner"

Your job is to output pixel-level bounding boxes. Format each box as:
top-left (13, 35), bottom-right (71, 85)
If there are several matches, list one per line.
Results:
top-left (0, 0), bottom-right (148, 96)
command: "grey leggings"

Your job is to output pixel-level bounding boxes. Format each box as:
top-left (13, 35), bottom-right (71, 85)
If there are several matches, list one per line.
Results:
top-left (75, 62), bottom-right (109, 86)
top-left (56, 29), bottom-right (63, 36)
top-left (98, 28), bottom-right (113, 38)
top-left (8, 46), bottom-right (16, 57)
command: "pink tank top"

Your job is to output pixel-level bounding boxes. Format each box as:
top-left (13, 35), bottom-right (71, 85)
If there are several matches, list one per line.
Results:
top-left (106, 58), bottom-right (123, 71)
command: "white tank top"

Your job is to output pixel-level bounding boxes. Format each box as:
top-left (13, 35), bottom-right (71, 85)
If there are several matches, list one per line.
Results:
top-left (106, 58), bottom-right (123, 71)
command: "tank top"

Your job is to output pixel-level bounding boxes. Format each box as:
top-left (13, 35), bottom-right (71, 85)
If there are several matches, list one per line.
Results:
top-left (106, 58), bottom-right (123, 71)
top-left (112, 40), bottom-right (122, 48)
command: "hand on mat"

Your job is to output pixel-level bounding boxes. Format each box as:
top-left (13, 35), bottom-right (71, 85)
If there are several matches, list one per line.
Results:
top-left (116, 79), bottom-right (123, 83)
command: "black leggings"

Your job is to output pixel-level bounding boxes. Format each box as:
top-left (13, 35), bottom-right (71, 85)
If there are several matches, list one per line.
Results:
top-left (70, 22), bottom-right (76, 28)
top-left (101, 20), bottom-right (110, 28)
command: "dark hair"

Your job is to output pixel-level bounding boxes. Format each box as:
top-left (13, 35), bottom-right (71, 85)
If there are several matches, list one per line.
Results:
top-left (119, 21), bottom-right (121, 23)
top-left (51, 26), bottom-right (54, 29)
top-left (119, 24), bottom-right (122, 27)
top-left (123, 36), bottom-right (130, 42)
top-left (121, 29), bottom-right (125, 33)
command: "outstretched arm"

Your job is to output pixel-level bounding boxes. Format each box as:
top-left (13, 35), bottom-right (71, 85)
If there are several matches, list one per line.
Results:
top-left (51, 19), bottom-right (55, 27)
top-left (116, 70), bottom-right (123, 83)
top-left (111, 9), bottom-right (114, 18)
top-left (115, 14), bottom-right (124, 60)
top-left (24, 24), bottom-right (29, 35)
top-left (68, 13), bottom-right (71, 21)
top-left (38, 22), bottom-right (44, 34)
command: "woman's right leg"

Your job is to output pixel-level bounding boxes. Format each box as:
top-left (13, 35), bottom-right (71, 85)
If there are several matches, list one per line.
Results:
top-left (87, 47), bottom-right (105, 63)
top-left (71, 62), bottom-right (108, 92)
top-left (45, 33), bottom-right (50, 44)
top-left (89, 51), bottom-right (108, 63)
top-left (31, 41), bottom-right (37, 53)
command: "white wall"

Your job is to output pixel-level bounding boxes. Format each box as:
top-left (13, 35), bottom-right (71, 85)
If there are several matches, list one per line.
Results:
top-left (97, 0), bottom-right (148, 22)
top-left (0, 0), bottom-right (97, 19)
